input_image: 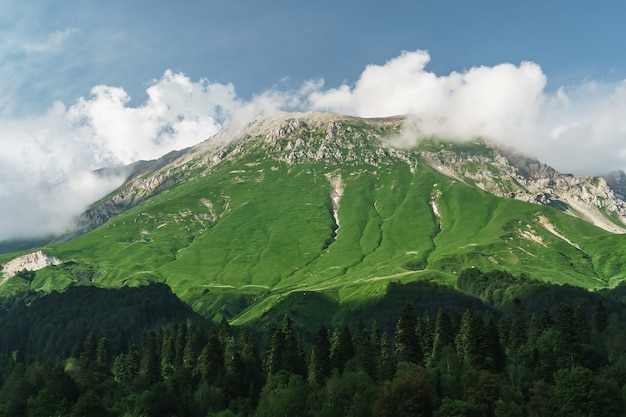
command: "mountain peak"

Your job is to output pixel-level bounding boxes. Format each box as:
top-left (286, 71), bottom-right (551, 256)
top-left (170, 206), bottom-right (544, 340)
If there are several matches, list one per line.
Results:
top-left (7, 112), bottom-right (626, 321)
top-left (57, 112), bottom-right (626, 242)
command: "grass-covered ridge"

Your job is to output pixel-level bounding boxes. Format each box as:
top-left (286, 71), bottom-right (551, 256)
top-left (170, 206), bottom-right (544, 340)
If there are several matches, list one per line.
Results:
top-left (3, 113), bottom-right (626, 324)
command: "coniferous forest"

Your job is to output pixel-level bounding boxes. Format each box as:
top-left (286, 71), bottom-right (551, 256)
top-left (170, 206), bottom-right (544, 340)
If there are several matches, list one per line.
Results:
top-left (2, 270), bottom-right (626, 416)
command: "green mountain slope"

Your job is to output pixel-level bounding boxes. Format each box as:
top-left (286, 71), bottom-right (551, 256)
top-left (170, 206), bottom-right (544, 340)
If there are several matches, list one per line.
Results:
top-left (3, 112), bottom-right (626, 324)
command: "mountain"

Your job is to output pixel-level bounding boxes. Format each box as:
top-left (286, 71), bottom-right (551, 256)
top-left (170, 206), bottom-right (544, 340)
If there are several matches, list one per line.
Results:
top-left (3, 112), bottom-right (626, 324)
top-left (605, 169), bottom-right (626, 201)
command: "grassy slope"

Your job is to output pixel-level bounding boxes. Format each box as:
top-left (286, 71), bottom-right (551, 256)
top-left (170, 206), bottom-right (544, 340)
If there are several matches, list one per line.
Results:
top-left (12, 137), bottom-right (626, 325)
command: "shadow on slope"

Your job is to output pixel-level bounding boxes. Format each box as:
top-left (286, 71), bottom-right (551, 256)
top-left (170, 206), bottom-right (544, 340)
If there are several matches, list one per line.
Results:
top-left (0, 283), bottom-right (201, 358)
top-left (243, 280), bottom-right (492, 340)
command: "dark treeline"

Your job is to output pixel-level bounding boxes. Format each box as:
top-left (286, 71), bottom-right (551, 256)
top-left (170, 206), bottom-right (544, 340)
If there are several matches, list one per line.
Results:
top-left (2, 269), bottom-right (626, 416)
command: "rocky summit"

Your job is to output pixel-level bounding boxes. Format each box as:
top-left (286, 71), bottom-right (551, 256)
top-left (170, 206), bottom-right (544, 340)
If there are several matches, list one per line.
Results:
top-left (66, 112), bottom-right (626, 239)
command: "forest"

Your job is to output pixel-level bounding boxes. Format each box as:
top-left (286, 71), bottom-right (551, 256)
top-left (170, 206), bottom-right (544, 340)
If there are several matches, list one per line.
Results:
top-left (1, 269), bottom-right (626, 416)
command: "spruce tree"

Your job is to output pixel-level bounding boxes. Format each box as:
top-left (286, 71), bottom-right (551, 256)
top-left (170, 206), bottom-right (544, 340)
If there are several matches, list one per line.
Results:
top-left (95, 337), bottom-right (110, 370)
top-left (509, 298), bottom-right (526, 350)
top-left (174, 322), bottom-right (186, 367)
top-left (183, 321), bottom-right (207, 369)
top-left (141, 331), bottom-right (161, 383)
top-left (431, 308), bottom-right (455, 365)
top-left (458, 310), bottom-right (492, 370)
top-left (421, 311), bottom-right (435, 358)
top-left (573, 305), bottom-right (590, 345)
top-left (395, 304), bottom-right (423, 365)
top-left (266, 328), bottom-right (285, 375)
top-left (331, 326), bottom-right (354, 374)
top-left (308, 325), bottom-right (331, 385)
top-left (593, 298), bottom-right (608, 334)
top-left (218, 317), bottom-right (233, 344)
top-left (160, 325), bottom-right (177, 380)
top-left (112, 344), bottom-right (140, 384)
top-left (484, 313), bottom-right (505, 372)
top-left (266, 315), bottom-right (306, 376)
top-left (527, 313), bottom-right (543, 346)
top-left (281, 315), bottom-right (306, 376)
top-left (198, 335), bottom-right (224, 385)
top-left (79, 332), bottom-right (98, 369)
top-left (379, 332), bottom-right (397, 381)
top-left (456, 310), bottom-right (472, 364)
top-left (556, 303), bottom-right (583, 367)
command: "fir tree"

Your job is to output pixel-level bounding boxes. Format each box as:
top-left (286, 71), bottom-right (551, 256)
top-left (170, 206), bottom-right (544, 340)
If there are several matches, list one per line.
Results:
top-left (395, 304), bottom-right (423, 365)
top-left (308, 325), bottom-right (331, 385)
top-left (431, 308), bottom-right (455, 365)
top-left (160, 324), bottom-right (177, 380)
top-left (593, 298), bottom-right (609, 334)
top-left (266, 315), bottom-right (306, 376)
top-left (509, 298), bottom-right (526, 350)
top-left (199, 335), bottom-right (224, 385)
top-left (421, 311), bottom-right (435, 358)
top-left (484, 313), bottom-right (505, 372)
top-left (79, 332), bottom-right (98, 369)
top-left (95, 336), bottom-right (110, 370)
top-left (331, 326), bottom-right (355, 374)
top-left (141, 331), bottom-right (161, 383)
top-left (379, 332), bottom-right (397, 381)
top-left (183, 321), bottom-right (207, 369)
top-left (573, 305), bottom-right (590, 345)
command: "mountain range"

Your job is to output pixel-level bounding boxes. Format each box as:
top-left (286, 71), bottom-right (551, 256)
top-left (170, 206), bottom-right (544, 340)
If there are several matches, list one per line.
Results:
top-left (2, 112), bottom-right (626, 324)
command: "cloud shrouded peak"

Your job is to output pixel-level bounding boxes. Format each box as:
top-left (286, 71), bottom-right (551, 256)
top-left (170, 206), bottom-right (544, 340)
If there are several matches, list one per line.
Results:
top-left (2, 49), bottom-right (626, 240)
top-left (309, 50), bottom-right (626, 176)
top-left (0, 71), bottom-right (289, 240)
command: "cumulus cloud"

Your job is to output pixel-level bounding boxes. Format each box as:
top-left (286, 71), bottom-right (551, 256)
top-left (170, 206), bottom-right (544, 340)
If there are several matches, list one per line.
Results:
top-left (3, 49), bottom-right (626, 240)
top-left (307, 50), bottom-right (626, 176)
top-left (0, 71), bottom-right (293, 240)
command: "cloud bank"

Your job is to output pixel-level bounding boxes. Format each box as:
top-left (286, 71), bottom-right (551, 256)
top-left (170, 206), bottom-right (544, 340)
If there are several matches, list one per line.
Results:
top-left (307, 50), bottom-right (626, 176)
top-left (0, 71), bottom-right (289, 240)
top-left (3, 49), bottom-right (626, 240)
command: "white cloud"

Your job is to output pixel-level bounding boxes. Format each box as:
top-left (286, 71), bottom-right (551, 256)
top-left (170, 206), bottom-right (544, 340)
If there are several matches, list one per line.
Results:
top-left (0, 71), bottom-right (294, 240)
top-left (306, 50), bottom-right (626, 176)
top-left (308, 50), bottom-right (548, 141)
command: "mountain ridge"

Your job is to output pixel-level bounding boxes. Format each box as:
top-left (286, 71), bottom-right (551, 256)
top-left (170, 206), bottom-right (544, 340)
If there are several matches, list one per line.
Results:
top-left (61, 111), bottom-right (626, 240)
top-left (3, 112), bottom-right (626, 323)
top-left (420, 140), bottom-right (626, 233)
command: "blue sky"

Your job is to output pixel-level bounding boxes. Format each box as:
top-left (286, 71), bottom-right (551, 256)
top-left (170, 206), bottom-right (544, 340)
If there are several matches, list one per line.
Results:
top-left (1, 0), bottom-right (626, 238)
top-left (3, 0), bottom-right (624, 113)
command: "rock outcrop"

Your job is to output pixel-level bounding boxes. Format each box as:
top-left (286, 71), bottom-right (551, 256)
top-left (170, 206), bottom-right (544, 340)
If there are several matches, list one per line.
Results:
top-left (421, 142), bottom-right (626, 233)
top-left (1, 251), bottom-right (61, 282)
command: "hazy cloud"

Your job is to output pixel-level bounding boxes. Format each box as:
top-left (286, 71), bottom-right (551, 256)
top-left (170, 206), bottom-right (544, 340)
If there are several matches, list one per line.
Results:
top-left (21, 27), bottom-right (77, 53)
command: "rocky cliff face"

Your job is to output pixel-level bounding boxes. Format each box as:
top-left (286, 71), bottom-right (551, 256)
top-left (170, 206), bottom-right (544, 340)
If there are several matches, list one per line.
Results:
top-left (421, 142), bottom-right (626, 233)
top-left (1, 250), bottom-right (61, 282)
